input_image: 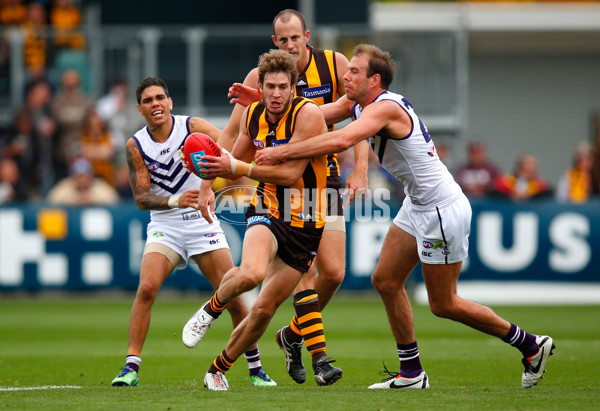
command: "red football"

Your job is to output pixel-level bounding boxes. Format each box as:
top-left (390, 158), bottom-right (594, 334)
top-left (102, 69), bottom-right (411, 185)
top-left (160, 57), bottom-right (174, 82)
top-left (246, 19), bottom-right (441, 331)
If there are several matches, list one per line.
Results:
top-left (183, 133), bottom-right (220, 179)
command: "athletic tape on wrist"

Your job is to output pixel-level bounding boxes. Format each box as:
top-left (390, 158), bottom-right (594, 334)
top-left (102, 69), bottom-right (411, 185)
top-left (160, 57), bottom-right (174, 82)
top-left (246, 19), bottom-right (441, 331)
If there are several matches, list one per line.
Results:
top-left (168, 195), bottom-right (180, 208)
top-left (226, 154), bottom-right (252, 177)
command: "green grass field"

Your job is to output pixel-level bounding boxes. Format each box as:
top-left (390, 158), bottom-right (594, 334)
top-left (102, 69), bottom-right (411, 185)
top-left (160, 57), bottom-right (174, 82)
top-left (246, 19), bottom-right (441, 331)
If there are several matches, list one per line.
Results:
top-left (1, 293), bottom-right (599, 410)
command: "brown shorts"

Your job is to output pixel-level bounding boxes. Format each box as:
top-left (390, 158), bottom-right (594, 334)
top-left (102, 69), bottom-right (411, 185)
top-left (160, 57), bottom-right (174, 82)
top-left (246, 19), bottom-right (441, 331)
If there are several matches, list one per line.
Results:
top-left (245, 208), bottom-right (323, 273)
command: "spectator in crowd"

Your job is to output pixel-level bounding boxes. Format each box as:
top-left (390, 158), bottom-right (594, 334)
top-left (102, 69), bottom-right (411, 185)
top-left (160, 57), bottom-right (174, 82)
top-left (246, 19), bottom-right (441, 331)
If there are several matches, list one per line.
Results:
top-left (556, 141), bottom-right (594, 203)
top-left (51, 68), bottom-right (92, 180)
top-left (21, 1), bottom-right (51, 82)
top-left (435, 141), bottom-right (452, 170)
top-left (1, 109), bottom-right (41, 200)
top-left (114, 163), bottom-right (132, 199)
top-left (495, 154), bottom-right (550, 201)
top-left (79, 108), bottom-right (115, 186)
top-left (13, 78), bottom-right (56, 196)
top-left (0, 0), bottom-right (27, 26)
top-left (95, 80), bottom-right (142, 165)
top-left (0, 156), bottom-right (22, 203)
top-left (591, 115), bottom-right (600, 196)
top-left (455, 140), bottom-right (501, 197)
top-left (47, 157), bottom-right (119, 205)
top-left (50, 0), bottom-right (85, 51)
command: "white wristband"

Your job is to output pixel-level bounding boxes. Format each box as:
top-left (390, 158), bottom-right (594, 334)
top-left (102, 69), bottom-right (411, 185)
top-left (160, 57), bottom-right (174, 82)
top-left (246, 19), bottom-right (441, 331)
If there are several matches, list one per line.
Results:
top-left (168, 195), bottom-right (180, 208)
top-left (228, 154), bottom-right (237, 174)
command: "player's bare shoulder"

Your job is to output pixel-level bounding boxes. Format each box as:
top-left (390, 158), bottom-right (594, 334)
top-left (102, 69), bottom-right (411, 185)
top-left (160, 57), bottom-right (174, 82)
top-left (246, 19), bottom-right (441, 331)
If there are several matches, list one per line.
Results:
top-left (125, 137), bottom-right (143, 167)
top-left (189, 117), bottom-right (220, 141)
top-left (244, 67), bottom-right (260, 88)
top-left (295, 100), bottom-right (328, 138)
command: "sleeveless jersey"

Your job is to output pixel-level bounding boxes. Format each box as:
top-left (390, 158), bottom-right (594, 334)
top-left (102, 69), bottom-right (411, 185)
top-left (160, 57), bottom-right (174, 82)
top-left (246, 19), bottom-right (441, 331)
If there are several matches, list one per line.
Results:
top-left (132, 115), bottom-right (204, 221)
top-left (295, 46), bottom-right (341, 188)
top-left (351, 91), bottom-right (463, 209)
top-left (246, 96), bottom-right (328, 229)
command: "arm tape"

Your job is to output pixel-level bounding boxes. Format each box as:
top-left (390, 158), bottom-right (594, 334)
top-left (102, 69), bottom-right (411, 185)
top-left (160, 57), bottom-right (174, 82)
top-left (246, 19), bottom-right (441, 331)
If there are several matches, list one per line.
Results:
top-left (228, 155), bottom-right (252, 177)
top-left (168, 195), bottom-right (180, 208)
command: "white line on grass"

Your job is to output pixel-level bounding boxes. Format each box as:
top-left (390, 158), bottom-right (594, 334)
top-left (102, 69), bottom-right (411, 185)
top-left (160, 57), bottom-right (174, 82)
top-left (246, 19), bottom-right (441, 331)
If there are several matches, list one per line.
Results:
top-left (0, 385), bottom-right (82, 391)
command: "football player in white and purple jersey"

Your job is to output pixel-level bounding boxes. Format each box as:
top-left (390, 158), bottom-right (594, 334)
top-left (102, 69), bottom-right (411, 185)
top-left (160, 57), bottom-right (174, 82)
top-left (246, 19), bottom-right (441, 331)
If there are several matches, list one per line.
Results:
top-left (111, 77), bottom-right (275, 388)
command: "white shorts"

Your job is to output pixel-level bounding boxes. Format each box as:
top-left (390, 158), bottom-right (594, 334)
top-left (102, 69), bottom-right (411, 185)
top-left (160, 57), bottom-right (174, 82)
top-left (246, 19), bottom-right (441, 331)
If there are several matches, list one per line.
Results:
top-left (145, 213), bottom-right (229, 270)
top-left (393, 193), bottom-right (471, 264)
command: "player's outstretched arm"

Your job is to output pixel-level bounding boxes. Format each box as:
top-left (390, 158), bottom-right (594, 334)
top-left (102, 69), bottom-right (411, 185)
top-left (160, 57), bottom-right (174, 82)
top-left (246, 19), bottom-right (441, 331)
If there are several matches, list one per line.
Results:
top-left (126, 138), bottom-right (196, 210)
top-left (200, 103), bottom-right (327, 186)
top-left (255, 99), bottom-right (393, 165)
top-left (320, 95), bottom-right (353, 126)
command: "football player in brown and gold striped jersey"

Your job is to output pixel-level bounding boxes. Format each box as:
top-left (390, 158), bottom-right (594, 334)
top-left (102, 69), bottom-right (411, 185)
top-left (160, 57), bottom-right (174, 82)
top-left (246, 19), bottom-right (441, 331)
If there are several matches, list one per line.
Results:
top-left (185, 49), bottom-right (343, 390)
top-left (215, 9), bottom-right (370, 385)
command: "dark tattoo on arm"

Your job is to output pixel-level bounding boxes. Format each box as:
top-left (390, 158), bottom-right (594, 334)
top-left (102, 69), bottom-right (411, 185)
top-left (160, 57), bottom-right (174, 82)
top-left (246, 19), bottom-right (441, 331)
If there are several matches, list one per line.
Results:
top-left (126, 140), bottom-right (170, 210)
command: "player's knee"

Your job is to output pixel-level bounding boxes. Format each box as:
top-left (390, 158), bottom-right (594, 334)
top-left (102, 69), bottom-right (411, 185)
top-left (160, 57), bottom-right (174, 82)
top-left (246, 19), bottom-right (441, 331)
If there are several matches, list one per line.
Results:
top-left (371, 272), bottom-right (393, 293)
top-left (136, 280), bottom-right (160, 303)
top-left (318, 267), bottom-right (345, 289)
top-left (428, 300), bottom-right (455, 319)
top-left (235, 268), bottom-right (263, 294)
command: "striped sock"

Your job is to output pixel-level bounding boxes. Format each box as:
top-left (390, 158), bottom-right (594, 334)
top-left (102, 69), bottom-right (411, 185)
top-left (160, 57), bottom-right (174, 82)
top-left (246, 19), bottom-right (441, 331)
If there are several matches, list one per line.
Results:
top-left (244, 347), bottom-right (262, 376)
top-left (204, 293), bottom-right (227, 319)
top-left (397, 341), bottom-right (423, 378)
top-left (502, 323), bottom-right (538, 357)
top-left (284, 316), bottom-right (303, 344)
top-left (125, 355), bottom-right (141, 373)
top-left (293, 289), bottom-right (326, 363)
top-left (208, 350), bottom-right (235, 374)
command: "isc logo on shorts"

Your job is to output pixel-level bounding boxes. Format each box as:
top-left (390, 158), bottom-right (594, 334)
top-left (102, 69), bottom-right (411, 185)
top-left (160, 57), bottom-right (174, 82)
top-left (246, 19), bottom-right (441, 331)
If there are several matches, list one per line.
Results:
top-left (182, 210), bottom-right (200, 221)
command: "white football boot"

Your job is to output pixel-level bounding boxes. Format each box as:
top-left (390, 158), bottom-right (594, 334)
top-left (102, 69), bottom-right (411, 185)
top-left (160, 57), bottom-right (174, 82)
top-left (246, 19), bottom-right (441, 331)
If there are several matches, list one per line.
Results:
top-left (368, 370), bottom-right (430, 389)
top-left (204, 371), bottom-right (229, 391)
top-left (521, 335), bottom-right (555, 388)
top-left (182, 302), bottom-right (215, 348)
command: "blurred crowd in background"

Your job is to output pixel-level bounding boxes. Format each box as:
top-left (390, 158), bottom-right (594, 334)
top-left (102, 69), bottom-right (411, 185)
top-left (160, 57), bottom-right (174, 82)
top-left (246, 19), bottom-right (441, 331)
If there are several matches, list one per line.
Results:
top-left (337, 134), bottom-right (600, 207)
top-left (2, 0), bottom-right (600, 207)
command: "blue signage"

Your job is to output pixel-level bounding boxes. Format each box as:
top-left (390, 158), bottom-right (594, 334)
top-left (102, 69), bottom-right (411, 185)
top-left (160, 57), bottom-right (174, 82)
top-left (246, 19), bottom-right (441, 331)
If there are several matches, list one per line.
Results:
top-left (0, 199), bottom-right (598, 291)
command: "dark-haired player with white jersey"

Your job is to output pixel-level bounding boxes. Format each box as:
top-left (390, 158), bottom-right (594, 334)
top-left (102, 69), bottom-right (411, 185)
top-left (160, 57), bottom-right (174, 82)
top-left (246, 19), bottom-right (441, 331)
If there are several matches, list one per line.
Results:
top-left (255, 44), bottom-right (554, 389)
top-left (110, 77), bottom-right (275, 388)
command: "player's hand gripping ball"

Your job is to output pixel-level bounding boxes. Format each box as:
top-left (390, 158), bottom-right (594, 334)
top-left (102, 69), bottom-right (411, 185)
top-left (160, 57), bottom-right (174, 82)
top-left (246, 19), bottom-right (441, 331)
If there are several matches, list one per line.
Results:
top-left (183, 133), bottom-right (220, 179)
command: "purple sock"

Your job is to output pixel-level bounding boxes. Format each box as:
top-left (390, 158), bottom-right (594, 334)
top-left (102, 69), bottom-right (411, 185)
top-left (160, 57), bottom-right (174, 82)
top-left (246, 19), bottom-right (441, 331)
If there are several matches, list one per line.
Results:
top-left (244, 347), bottom-right (262, 376)
top-left (502, 323), bottom-right (538, 357)
top-left (125, 355), bottom-right (140, 373)
top-left (398, 341), bottom-right (423, 378)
